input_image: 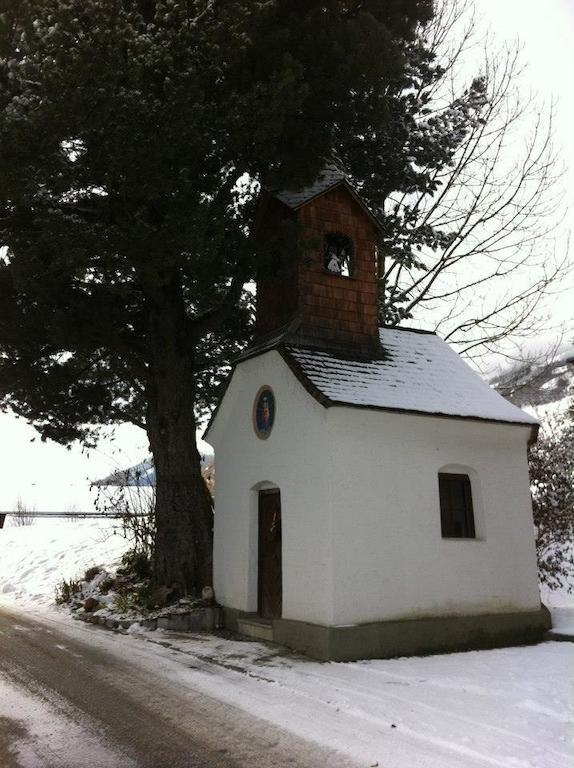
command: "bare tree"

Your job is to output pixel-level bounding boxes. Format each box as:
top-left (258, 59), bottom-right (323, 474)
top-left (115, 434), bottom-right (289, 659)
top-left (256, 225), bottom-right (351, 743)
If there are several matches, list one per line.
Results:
top-left (380, 0), bottom-right (570, 363)
top-left (93, 465), bottom-right (156, 560)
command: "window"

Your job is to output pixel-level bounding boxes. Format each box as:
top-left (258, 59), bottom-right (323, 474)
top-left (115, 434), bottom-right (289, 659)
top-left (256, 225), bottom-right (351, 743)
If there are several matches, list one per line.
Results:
top-left (324, 232), bottom-right (354, 277)
top-left (438, 473), bottom-right (476, 538)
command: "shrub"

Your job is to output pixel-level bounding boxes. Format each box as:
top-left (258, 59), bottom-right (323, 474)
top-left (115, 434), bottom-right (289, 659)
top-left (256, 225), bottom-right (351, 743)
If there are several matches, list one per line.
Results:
top-left (93, 480), bottom-right (155, 560)
top-left (114, 592), bottom-right (133, 614)
top-left (120, 549), bottom-right (151, 580)
top-left (99, 577), bottom-right (114, 594)
top-left (529, 414), bottom-right (574, 590)
top-left (12, 497), bottom-right (35, 526)
top-left (84, 565), bottom-right (102, 582)
top-left (55, 578), bottom-right (82, 605)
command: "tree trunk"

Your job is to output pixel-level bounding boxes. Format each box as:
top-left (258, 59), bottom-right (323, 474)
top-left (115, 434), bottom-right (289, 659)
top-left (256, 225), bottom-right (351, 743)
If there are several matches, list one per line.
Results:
top-left (146, 278), bottom-right (213, 596)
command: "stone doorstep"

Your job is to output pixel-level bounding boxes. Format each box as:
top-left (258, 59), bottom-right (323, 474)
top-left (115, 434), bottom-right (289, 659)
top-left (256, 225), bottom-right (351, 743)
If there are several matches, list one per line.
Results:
top-left (236, 615), bottom-right (274, 642)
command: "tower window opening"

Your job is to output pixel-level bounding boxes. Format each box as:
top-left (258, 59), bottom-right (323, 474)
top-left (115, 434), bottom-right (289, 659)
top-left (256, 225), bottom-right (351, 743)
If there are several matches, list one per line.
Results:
top-left (324, 233), bottom-right (354, 277)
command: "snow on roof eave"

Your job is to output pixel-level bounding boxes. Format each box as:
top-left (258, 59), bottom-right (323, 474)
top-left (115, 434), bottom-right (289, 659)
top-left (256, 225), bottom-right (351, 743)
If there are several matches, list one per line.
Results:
top-left (205, 327), bottom-right (540, 444)
top-left (284, 352), bottom-right (538, 429)
top-left (275, 177), bottom-right (383, 232)
top-left (280, 329), bottom-right (539, 443)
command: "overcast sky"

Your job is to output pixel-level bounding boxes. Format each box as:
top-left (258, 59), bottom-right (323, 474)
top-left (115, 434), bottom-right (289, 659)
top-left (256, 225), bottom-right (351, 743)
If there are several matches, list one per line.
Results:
top-left (478, 0), bottom-right (573, 215)
top-left (0, 0), bottom-right (572, 512)
top-left (474, 0), bottom-right (574, 353)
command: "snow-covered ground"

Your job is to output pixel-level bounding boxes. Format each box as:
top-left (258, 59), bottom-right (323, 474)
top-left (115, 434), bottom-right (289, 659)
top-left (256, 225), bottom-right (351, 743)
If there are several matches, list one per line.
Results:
top-left (6, 604), bottom-right (573, 768)
top-left (542, 580), bottom-right (574, 636)
top-left (1, 519), bottom-right (573, 767)
top-left (121, 629), bottom-right (573, 768)
top-left (0, 518), bottom-right (127, 607)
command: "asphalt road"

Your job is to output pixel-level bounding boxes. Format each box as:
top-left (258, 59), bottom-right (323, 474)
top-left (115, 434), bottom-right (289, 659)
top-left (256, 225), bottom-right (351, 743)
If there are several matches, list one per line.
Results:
top-left (0, 606), bottom-right (353, 768)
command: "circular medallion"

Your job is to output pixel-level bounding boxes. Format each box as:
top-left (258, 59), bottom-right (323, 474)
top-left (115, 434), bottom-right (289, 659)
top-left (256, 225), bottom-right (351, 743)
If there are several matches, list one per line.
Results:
top-left (253, 386), bottom-right (276, 440)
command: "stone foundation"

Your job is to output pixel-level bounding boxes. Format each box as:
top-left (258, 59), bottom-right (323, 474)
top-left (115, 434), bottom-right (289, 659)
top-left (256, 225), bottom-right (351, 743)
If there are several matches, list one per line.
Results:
top-left (225, 605), bottom-right (551, 661)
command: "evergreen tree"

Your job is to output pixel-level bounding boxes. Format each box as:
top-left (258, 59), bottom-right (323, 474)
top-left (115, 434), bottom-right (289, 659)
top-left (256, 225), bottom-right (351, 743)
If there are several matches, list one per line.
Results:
top-left (0, 0), bottom-right (433, 594)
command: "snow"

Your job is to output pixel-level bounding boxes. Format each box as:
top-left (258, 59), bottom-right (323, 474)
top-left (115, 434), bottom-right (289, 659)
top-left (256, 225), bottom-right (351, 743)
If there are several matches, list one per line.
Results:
top-left (524, 396), bottom-right (572, 422)
top-left (287, 327), bottom-right (538, 425)
top-left (275, 164), bottom-right (346, 209)
top-left (274, 164), bottom-right (380, 227)
top-left (541, 552), bottom-right (574, 635)
top-left (0, 676), bottom-right (135, 768)
top-left (549, 607), bottom-right (574, 635)
top-left (176, 640), bottom-right (573, 768)
top-left (2, 519), bottom-right (573, 767)
top-left (18, 608), bottom-right (574, 768)
top-left (0, 518), bottom-right (128, 607)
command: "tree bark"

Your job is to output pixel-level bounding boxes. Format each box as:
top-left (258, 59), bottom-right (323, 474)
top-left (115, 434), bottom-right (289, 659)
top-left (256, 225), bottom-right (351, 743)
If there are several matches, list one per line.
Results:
top-left (146, 276), bottom-right (213, 596)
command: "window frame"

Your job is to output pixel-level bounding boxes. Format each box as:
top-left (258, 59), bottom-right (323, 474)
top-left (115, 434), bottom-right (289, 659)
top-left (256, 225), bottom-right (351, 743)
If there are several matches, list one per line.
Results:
top-left (438, 472), bottom-right (476, 539)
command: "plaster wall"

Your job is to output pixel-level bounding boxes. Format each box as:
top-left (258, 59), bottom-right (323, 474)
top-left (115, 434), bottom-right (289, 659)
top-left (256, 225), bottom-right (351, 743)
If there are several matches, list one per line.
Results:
top-left (327, 407), bottom-right (541, 625)
top-left (208, 351), bottom-right (335, 625)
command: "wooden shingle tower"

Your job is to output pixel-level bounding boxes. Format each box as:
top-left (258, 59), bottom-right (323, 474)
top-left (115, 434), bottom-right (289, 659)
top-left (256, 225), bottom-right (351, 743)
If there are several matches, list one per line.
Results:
top-left (255, 167), bottom-right (383, 358)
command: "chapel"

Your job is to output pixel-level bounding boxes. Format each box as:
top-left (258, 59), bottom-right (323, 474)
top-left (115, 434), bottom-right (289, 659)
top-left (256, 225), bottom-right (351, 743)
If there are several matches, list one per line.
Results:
top-left (205, 168), bottom-right (550, 661)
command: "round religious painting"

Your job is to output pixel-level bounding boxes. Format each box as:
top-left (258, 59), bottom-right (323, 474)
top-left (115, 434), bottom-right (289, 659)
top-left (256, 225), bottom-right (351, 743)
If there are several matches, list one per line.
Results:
top-left (253, 386), bottom-right (276, 440)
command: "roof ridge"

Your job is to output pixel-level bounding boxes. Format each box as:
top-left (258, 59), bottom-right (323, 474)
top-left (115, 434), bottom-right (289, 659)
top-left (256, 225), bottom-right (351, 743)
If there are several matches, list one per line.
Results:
top-left (273, 165), bottom-right (383, 231)
top-left (380, 325), bottom-right (437, 336)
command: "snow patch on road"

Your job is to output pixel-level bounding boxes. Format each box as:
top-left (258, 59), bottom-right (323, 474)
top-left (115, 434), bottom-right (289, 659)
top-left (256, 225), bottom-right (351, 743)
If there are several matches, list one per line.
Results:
top-left (0, 674), bottom-right (136, 768)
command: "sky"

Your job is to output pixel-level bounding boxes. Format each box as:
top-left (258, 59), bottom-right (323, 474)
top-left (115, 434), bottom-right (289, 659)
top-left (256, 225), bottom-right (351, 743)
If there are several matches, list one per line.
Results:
top-left (0, 0), bottom-right (572, 512)
top-left (412, 0), bottom-right (574, 368)
top-left (477, 0), bottom-right (574, 218)
top-left (473, 0), bottom-right (574, 356)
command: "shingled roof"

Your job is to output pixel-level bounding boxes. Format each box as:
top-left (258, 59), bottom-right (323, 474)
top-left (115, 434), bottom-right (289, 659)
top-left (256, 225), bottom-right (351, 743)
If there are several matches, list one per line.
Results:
top-left (204, 327), bottom-right (537, 441)
top-left (282, 327), bottom-right (538, 428)
top-left (274, 165), bottom-right (383, 230)
top-left (275, 165), bottom-right (347, 209)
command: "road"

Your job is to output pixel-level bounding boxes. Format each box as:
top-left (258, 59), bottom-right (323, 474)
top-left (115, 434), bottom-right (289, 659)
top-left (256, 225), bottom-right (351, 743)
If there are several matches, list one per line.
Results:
top-left (0, 605), bottom-right (354, 768)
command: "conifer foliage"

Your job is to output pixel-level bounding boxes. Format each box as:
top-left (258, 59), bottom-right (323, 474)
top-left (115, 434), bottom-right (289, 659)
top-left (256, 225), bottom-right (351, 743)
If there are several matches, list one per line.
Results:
top-left (0, 0), bottom-right (433, 594)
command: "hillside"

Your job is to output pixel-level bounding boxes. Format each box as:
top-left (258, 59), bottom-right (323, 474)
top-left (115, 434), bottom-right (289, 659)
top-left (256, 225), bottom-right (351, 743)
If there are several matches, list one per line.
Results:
top-left (491, 346), bottom-right (574, 410)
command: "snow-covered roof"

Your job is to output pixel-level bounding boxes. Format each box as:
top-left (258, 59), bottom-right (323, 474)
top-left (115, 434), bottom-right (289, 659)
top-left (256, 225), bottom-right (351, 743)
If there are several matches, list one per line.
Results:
top-left (284, 327), bottom-right (538, 427)
top-left (275, 166), bottom-right (347, 209)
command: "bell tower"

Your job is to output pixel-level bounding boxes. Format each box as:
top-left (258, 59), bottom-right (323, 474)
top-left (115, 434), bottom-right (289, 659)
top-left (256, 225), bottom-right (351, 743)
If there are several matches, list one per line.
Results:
top-left (255, 168), bottom-right (382, 358)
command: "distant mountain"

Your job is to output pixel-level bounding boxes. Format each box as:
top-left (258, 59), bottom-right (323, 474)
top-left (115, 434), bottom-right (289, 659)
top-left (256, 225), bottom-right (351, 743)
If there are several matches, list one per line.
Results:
top-left (93, 452), bottom-right (214, 487)
top-left (492, 347), bottom-right (574, 409)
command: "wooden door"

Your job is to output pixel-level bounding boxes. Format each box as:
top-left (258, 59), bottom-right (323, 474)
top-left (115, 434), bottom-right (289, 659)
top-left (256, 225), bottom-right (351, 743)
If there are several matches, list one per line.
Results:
top-left (258, 489), bottom-right (282, 619)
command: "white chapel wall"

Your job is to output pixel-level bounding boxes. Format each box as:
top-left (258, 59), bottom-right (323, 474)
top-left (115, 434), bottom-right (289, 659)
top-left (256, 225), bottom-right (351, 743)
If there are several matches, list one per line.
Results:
top-left (327, 407), bottom-right (541, 625)
top-left (208, 350), bottom-right (336, 625)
